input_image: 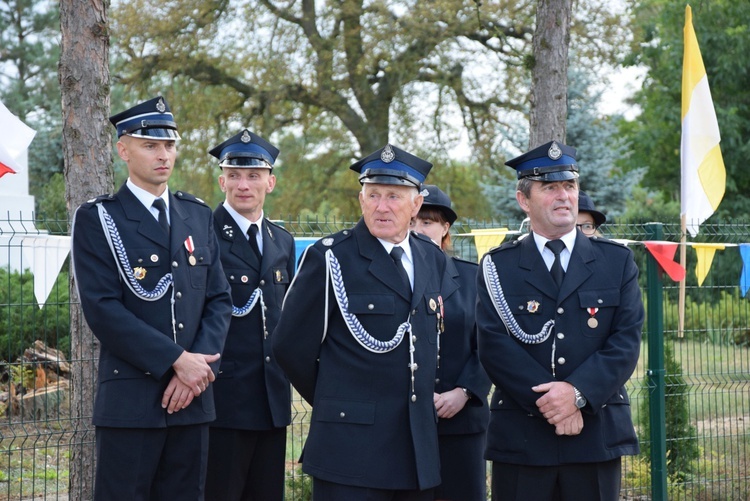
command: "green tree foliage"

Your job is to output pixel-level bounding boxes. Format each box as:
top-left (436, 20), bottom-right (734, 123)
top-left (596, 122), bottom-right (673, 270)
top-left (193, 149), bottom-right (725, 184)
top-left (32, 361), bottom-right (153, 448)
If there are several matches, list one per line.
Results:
top-left (0, 268), bottom-right (71, 362)
top-left (620, 0), bottom-right (750, 220)
top-left (0, 0), bottom-right (64, 204)
top-left (110, 0), bottom-right (630, 215)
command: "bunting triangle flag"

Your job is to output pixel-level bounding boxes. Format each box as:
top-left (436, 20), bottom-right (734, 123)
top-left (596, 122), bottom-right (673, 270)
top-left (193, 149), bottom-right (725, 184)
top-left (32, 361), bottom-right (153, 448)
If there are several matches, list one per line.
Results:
top-left (643, 241), bottom-right (687, 282)
top-left (471, 228), bottom-right (509, 262)
top-left (20, 236), bottom-right (72, 308)
top-left (0, 100), bottom-right (36, 178)
top-left (693, 243), bottom-right (725, 286)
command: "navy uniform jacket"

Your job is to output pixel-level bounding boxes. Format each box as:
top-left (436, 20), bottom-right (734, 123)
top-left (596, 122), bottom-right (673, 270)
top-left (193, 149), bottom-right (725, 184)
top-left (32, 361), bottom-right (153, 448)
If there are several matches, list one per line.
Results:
top-left (476, 231), bottom-right (643, 465)
top-left (272, 220), bottom-right (448, 491)
top-left (436, 256), bottom-right (490, 435)
top-left (211, 205), bottom-right (295, 429)
top-left (71, 184), bottom-right (233, 428)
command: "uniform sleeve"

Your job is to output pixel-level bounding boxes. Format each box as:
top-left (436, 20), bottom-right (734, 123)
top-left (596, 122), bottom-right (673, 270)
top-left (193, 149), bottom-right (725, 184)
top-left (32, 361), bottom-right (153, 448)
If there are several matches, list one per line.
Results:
top-left (71, 205), bottom-right (184, 378)
top-left (185, 213), bottom-right (233, 371)
top-left (566, 250), bottom-right (644, 411)
top-left (272, 244), bottom-right (330, 404)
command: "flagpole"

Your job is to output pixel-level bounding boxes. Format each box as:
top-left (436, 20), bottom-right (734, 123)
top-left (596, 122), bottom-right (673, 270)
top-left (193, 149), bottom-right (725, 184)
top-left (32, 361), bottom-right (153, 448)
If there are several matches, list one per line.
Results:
top-left (678, 215), bottom-right (686, 338)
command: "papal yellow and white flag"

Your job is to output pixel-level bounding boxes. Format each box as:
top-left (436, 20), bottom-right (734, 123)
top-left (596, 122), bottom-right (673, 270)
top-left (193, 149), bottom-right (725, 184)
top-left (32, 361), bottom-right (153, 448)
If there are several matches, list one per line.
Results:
top-left (681, 4), bottom-right (725, 237)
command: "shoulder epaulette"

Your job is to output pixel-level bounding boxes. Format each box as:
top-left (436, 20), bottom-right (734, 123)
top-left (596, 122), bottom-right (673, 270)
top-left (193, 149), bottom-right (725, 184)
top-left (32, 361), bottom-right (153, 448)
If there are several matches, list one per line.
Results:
top-left (80, 193), bottom-right (114, 208)
top-left (266, 218), bottom-right (293, 237)
top-left (315, 228), bottom-right (353, 249)
top-left (174, 191), bottom-right (208, 206)
top-left (451, 255), bottom-right (479, 268)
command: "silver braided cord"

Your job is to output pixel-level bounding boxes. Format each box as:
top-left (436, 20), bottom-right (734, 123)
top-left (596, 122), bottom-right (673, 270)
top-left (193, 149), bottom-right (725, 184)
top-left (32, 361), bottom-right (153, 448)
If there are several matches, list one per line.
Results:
top-left (482, 255), bottom-right (554, 344)
top-left (97, 204), bottom-right (173, 301)
top-left (232, 288), bottom-right (261, 317)
top-left (482, 254), bottom-right (558, 375)
top-left (325, 249), bottom-right (410, 353)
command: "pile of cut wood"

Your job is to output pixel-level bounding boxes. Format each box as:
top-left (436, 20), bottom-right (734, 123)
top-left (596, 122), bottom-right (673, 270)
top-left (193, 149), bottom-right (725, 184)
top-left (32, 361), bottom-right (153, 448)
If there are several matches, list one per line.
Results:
top-left (1, 340), bottom-right (70, 420)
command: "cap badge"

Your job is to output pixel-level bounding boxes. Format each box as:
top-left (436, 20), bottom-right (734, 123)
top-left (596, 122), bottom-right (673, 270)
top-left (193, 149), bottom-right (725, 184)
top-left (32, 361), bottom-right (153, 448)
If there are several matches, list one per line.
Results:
top-left (547, 142), bottom-right (562, 160)
top-left (380, 144), bottom-right (396, 163)
top-left (526, 300), bottom-right (540, 313)
top-left (156, 98), bottom-right (166, 113)
top-left (419, 188), bottom-right (429, 197)
top-left (241, 130), bottom-right (252, 143)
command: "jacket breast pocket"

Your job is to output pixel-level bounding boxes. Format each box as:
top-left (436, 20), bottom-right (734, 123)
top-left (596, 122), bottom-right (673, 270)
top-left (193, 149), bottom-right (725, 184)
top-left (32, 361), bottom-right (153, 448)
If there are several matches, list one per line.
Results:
top-left (578, 288), bottom-right (620, 337)
top-left (188, 245), bottom-right (210, 289)
top-left (348, 294), bottom-right (394, 315)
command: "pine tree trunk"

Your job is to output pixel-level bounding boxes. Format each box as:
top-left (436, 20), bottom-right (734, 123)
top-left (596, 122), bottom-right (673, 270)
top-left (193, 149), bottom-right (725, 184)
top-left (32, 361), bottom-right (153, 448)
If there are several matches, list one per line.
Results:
top-left (59, 0), bottom-right (112, 497)
top-left (529, 0), bottom-right (572, 148)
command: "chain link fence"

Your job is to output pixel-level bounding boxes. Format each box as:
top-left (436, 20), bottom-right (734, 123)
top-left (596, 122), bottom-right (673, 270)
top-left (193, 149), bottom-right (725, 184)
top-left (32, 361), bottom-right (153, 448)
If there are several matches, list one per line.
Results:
top-left (0, 214), bottom-right (748, 500)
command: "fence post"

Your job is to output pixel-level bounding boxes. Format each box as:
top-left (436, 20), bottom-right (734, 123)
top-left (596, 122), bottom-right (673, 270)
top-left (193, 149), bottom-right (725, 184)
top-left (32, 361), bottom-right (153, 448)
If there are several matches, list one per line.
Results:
top-left (645, 222), bottom-right (668, 500)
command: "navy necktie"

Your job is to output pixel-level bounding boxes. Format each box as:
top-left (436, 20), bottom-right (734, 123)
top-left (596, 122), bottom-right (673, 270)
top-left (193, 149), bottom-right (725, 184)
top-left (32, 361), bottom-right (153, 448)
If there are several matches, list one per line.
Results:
top-left (152, 198), bottom-right (169, 236)
top-left (546, 239), bottom-right (565, 287)
top-left (248, 224), bottom-right (262, 260)
top-left (390, 246), bottom-right (411, 294)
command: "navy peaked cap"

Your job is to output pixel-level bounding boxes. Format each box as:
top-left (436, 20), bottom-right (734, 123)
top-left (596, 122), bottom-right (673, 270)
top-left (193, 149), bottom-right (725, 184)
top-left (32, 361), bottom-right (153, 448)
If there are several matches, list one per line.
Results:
top-left (209, 129), bottom-right (279, 169)
top-left (506, 141), bottom-right (578, 181)
top-left (349, 144), bottom-right (432, 188)
top-left (420, 184), bottom-right (457, 224)
top-left (109, 96), bottom-right (180, 140)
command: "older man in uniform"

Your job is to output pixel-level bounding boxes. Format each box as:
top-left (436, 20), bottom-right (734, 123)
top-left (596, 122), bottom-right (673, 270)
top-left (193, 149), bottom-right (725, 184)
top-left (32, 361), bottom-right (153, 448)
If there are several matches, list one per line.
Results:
top-left (273, 144), bottom-right (450, 500)
top-left (71, 96), bottom-right (232, 500)
top-left (205, 129), bottom-right (295, 500)
top-left (476, 141), bottom-right (644, 500)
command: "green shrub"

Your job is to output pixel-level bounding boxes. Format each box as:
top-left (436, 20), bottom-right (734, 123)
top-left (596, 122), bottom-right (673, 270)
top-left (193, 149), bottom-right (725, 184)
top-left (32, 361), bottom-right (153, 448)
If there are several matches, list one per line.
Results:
top-left (0, 268), bottom-right (70, 362)
top-left (638, 343), bottom-right (699, 481)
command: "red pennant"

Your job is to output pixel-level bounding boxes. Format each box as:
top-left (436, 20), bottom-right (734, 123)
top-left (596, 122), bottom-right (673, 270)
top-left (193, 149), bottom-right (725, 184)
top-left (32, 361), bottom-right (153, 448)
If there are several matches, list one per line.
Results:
top-left (643, 241), bottom-right (686, 281)
top-left (0, 161), bottom-right (16, 178)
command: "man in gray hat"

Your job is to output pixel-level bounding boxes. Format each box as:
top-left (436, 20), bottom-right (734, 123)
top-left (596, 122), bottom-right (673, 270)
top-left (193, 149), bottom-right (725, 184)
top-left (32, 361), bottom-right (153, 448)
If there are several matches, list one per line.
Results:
top-left (273, 144), bottom-right (450, 500)
top-left (71, 96), bottom-right (232, 500)
top-left (476, 141), bottom-right (643, 500)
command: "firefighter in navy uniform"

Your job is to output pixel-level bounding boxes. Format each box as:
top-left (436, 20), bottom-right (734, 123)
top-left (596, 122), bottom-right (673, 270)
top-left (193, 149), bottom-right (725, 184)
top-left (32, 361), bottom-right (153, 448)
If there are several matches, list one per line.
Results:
top-left (205, 129), bottom-right (295, 501)
top-left (476, 141), bottom-right (644, 501)
top-left (273, 144), bottom-right (449, 500)
top-left (71, 96), bottom-right (232, 501)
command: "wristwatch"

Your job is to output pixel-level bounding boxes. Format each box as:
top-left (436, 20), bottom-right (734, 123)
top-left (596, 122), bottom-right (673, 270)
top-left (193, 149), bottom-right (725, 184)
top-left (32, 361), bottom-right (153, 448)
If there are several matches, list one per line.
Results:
top-left (461, 387), bottom-right (472, 400)
top-left (573, 386), bottom-right (587, 409)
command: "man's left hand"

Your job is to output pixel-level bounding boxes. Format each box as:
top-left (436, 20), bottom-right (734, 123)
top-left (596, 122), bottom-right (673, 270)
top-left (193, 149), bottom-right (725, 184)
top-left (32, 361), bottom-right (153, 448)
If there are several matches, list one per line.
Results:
top-left (532, 381), bottom-right (578, 425)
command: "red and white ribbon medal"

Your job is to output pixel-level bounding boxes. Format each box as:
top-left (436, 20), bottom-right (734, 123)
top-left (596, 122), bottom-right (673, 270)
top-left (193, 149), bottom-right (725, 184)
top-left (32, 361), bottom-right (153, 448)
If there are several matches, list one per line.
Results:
top-left (184, 236), bottom-right (196, 266)
top-left (587, 307), bottom-right (599, 328)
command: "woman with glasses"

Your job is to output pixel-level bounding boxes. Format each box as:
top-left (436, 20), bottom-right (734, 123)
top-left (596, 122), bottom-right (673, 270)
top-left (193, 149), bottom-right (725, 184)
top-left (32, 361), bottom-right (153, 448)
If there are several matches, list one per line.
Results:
top-left (577, 190), bottom-right (606, 237)
top-left (411, 185), bottom-right (491, 501)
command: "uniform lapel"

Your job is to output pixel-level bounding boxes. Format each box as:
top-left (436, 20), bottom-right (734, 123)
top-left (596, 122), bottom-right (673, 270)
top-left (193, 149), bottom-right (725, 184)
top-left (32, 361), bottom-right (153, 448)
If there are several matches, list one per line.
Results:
top-left (118, 185), bottom-right (168, 250)
top-left (518, 233), bottom-right (558, 299)
top-left (169, 192), bottom-right (194, 259)
top-left (354, 221), bottom-right (411, 301)
top-left (215, 205), bottom-right (260, 271)
top-left (259, 220), bottom-right (279, 278)
top-left (557, 231), bottom-right (594, 302)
